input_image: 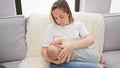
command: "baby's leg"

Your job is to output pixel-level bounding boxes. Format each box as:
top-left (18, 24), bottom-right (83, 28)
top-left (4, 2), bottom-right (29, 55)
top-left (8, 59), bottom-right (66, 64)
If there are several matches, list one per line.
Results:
top-left (73, 48), bottom-right (100, 64)
top-left (97, 50), bottom-right (106, 68)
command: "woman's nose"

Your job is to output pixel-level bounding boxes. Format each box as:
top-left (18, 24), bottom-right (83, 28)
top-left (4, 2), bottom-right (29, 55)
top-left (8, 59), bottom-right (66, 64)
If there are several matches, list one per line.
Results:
top-left (57, 19), bottom-right (62, 23)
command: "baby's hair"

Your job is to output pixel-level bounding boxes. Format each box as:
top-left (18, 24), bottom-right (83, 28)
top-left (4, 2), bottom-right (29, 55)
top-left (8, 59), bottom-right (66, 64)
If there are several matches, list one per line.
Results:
top-left (47, 45), bottom-right (62, 60)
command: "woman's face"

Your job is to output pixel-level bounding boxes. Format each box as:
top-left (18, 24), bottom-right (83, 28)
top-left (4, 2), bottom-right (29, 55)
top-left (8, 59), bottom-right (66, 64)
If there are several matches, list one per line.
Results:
top-left (52, 8), bottom-right (69, 27)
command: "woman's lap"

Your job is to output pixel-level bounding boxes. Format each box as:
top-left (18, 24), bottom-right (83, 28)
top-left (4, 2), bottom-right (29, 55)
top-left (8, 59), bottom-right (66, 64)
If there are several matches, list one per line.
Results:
top-left (50, 61), bottom-right (100, 68)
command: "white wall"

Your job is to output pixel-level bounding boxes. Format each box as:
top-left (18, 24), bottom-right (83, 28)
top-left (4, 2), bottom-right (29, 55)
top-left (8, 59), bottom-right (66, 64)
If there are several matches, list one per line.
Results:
top-left (0, 0), bottom-right (16, 17)
top-left (110, 0), bottom-right (120, 13)
top-left (80, 0), bottom-right (112, 14)
top-left (21, 0), bottom-right (75, 17)
top-left (0, 0), bottom-right (119, 17)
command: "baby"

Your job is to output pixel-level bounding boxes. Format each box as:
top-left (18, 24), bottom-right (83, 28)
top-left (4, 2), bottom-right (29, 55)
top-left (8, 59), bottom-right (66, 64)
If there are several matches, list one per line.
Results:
top-left (46, 38), bottom-right (100, 64)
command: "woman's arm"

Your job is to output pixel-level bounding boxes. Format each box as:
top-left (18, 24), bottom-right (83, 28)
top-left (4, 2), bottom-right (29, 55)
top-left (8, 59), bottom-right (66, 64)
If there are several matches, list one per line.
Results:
top-left (72, 34), bottom-right (94, 49)
top-left (57, 34), bottom-right (94, 62)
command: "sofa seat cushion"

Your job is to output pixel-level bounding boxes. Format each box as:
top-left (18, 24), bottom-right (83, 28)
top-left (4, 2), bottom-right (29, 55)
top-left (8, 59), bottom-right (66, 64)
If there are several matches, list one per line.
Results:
top-left (2, 60), bottom-right (21, 68)
top-left (103, 51), bottom-right (120, 68)
top-left (0, 64), bottom-right (6, 68)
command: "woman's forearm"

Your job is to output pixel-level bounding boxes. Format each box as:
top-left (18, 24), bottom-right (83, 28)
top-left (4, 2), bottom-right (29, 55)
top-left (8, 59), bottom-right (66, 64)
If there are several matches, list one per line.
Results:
top-left (71, 34), bottom-right (94, 50)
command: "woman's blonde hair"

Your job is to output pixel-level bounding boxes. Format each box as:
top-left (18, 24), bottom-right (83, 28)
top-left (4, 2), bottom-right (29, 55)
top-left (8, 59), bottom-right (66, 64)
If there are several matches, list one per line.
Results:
top-left (50, 0), bottom-right (74, 24)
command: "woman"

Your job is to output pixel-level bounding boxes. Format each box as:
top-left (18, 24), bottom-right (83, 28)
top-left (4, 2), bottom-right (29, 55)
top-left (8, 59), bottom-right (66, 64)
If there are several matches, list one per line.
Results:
top-left (41, 0), bottom-right (101, 68)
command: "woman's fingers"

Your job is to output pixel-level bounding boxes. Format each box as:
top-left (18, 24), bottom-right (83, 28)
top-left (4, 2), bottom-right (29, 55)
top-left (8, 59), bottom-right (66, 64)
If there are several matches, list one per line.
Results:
top-left (61, 55), bottom-right (67, 62)
top-left (67, 54), bottom-right (71, 62)
top-left (57, 51), bottom-right (65, 62)
top-left (57, 45), bottom-right (64, 49)
top-left (59, 53), bottom-right (72, 63)
top-left (57, 51), bottom-right (72, 63)
top-left (57, 45), bottom-right (74, 63)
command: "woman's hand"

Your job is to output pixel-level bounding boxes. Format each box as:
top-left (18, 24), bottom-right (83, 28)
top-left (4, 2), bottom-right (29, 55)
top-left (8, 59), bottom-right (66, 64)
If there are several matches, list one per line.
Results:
top-left (50, 39), bottom-right (64, 45)
top-left (53, 55), bottom-right (75, 64)
top-left (50, 39), bottom-right (64, 48)
top-left (57, 45), bottom-right (74, 63)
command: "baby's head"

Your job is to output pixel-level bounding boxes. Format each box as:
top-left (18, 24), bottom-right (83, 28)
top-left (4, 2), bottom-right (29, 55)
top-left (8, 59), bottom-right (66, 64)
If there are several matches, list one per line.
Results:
top-left (47, 45), bottom-right (62, 60)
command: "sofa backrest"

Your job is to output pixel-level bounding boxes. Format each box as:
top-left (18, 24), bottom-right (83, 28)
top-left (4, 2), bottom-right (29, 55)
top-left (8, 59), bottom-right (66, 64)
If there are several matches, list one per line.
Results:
top-left (25, 13), bottom-right (105, 59)
top-left (0, 15), bottom-right (27, 62)
top-left (103, 13), bottom-right (120, 52)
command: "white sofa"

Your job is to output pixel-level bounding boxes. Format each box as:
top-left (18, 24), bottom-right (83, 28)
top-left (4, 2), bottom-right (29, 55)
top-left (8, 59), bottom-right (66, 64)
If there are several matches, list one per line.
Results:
top-left (0, 12), bottom-right (120, 68)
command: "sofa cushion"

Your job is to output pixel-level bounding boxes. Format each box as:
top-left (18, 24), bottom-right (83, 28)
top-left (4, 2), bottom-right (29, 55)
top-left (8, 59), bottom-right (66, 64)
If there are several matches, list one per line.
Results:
top-left (0, 15), bottom-right (26, 62)
top-left (0, 64), bottom-right (6, 68)
top-left (103, 51), bottom-right (120, 68)
top-left (2, 60), bottom-right (21, 68)
top-left (103, 13), bottom-right (120, 51)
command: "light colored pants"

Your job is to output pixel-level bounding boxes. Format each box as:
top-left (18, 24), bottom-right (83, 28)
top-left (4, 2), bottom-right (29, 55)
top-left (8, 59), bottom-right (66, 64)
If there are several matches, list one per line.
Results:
top-left (50, 61), bottom-right (100, 68)
top-left (73, 48), bottom-right (100, 64)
